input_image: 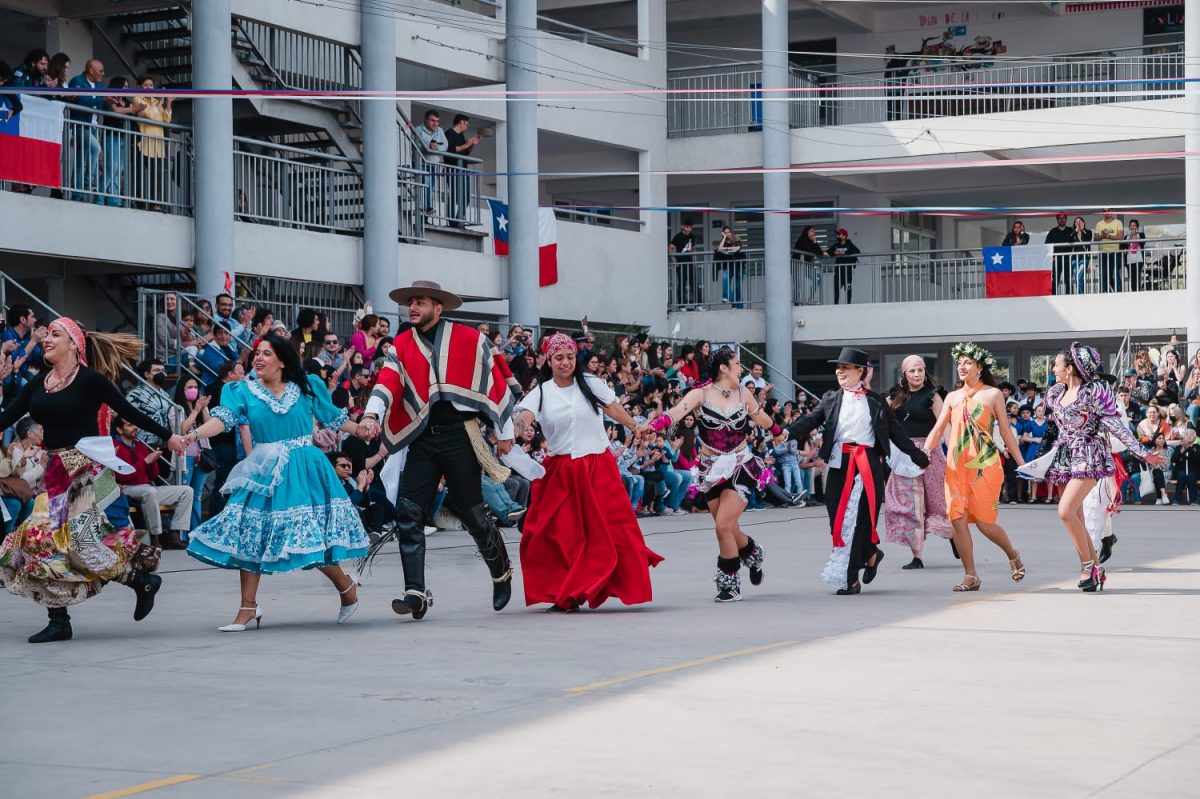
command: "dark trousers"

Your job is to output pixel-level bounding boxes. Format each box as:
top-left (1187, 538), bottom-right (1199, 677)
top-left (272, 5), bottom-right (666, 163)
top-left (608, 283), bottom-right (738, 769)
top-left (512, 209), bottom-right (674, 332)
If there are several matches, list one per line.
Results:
top-left (360, 498), bottom-right (396, 532)
top-left (823, 451), bottom-right (888, 589)
top-left (1003, 457), bottom-right (1025, 502)
top-left (207, 442), bottom-right (238, 516)
top-left (834, 263), bottom-right (854, 304)
top-left (396, 424), bottom-right (484, 591)
top-left (1100, 252), bottom-right (1123, 293)
top-left (1174, 470), bottom-right (1198, 504)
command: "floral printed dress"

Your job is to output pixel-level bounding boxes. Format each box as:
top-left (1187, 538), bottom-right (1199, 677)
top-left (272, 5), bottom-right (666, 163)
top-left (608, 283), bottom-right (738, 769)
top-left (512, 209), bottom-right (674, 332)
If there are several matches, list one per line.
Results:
top-left (944, 386), bottom-right (1004, 525)
top-left (186, 375), bottom-right (368, 574)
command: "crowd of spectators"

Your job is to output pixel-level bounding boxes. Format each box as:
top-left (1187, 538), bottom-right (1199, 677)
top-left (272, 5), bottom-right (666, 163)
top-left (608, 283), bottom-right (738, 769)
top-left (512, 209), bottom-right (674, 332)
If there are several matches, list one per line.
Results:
top-left (1, 49), bottom-right (178, 210)
top-left (3, 294), bottom-right (1197, 547)
top-left (993, 346), bottom-right (1200, 507)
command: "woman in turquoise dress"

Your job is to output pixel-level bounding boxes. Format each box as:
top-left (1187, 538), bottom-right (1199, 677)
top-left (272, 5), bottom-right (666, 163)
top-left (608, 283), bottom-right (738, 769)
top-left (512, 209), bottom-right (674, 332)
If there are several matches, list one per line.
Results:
top-left (184, 334), bottom-right (371, 631)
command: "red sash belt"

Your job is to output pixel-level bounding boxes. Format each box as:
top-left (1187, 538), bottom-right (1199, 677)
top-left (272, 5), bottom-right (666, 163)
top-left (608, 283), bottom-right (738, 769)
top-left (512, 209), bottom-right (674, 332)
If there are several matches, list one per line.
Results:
top-left (831, 443), bottom-right (878, 548)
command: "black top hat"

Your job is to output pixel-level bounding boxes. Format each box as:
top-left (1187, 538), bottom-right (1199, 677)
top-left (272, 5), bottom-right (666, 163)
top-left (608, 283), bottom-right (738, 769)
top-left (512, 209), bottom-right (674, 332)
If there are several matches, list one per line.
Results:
top-left (828, 347), bottom-right (870, 369)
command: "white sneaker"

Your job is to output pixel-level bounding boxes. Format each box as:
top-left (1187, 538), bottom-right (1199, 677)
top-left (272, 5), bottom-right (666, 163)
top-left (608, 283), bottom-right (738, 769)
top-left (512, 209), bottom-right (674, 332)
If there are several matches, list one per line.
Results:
top-left (423, 525), bottom-right (438, 535)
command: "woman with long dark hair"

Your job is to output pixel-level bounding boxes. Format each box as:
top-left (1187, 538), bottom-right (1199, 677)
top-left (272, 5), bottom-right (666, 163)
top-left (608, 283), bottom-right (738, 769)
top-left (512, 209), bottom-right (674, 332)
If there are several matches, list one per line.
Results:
top-left (0, 318), bottom-right (188, 643)
top-left (883, 355), bottom-right (953, 569)
top-left (924, 342), bottom-right (1026, 592)
top-left (513, 334), bottom-right (662, 612)
top-left (1036, 343), bottom-right (1163, 591)
top-left (183, 334), bottom-right (372, 630)
top-left (643, 347), bottom-right (776, 602)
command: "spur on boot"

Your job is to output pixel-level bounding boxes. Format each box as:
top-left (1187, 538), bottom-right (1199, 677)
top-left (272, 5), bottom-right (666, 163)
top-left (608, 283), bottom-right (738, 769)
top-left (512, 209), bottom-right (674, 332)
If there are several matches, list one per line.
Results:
top-left (392, 589), bottom-right (431, 620)
top-left (337, 574), bottom-right (360, 624)
top-left (28, 608), bottom-right (72, 644)
top-left (218, 606), bottom-right (262, 632)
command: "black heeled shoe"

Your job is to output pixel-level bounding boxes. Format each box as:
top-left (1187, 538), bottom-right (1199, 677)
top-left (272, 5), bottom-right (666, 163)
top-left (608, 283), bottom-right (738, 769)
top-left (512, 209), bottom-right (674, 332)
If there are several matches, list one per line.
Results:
top-left (862, 550), bottom-right (884, 584)
top-left (836, 581), bottom-right (861, 595)
top-left (1079, 561), bottom-right (1107, 592)
top-left (1099, 534), bottom-right (1117, 564)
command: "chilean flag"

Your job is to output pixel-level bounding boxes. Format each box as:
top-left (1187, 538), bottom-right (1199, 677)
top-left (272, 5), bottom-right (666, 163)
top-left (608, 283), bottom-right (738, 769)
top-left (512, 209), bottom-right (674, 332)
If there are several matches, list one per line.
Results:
top-left (984, 244), bottom-right (1053, 298)
top-left (0, 94), bottom-right (63, 187)
top-left (486, 198), bottom-right (559, 286)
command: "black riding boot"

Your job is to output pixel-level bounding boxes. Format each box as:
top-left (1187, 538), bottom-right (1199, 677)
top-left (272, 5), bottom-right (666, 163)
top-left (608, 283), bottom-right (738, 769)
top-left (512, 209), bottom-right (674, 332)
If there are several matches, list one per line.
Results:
top-left (460, 503), bottom-right (513, 611)
top-left (29, 606), bottom-right (72, 644)
top-left (391, 498), bottom-right (431, 619)
top-left (126, 570), bottom-right (162, 621)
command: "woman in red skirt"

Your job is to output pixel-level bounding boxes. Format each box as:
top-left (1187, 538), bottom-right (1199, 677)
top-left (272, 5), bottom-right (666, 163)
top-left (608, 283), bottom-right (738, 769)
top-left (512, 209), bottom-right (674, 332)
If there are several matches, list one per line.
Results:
top-left (513, 333), bottom-right (663, 613)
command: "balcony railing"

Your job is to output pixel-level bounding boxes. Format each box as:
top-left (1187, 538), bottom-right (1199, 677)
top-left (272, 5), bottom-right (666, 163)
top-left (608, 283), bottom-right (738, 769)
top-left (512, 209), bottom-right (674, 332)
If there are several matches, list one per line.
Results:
top-left (56, 103), bottom-right (193, 212)
top-left (667, 239), bottom-right (1187, 311)
top-left (667, 44), bottom-right (1184, 137)
top-left (667, 63), bottom-right (819, 138)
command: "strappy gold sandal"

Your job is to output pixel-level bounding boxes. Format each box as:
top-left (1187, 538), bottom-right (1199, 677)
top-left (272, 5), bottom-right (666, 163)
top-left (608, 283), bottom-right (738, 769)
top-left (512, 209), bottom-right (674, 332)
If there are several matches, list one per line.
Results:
top-left (1009, 552), bottom-right (1026, 582)
top-left (953, 574), bottom-right (981, 592)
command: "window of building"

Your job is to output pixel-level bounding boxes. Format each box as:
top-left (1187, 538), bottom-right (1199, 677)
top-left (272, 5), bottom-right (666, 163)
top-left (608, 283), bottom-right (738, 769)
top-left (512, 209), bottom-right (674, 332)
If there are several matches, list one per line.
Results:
top-left (891, 211), bottom-right (938, 254)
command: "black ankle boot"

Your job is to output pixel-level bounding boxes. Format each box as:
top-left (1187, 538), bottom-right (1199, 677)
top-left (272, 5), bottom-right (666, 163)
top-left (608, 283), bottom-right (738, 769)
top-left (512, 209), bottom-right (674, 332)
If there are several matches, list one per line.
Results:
top-left (461, 504), bottom-right (513, 611)
top-left (738, 537), bottom-right (764, 586)
top-left (127, 570), bottom-right (163, 621)
top-left (29, 607), bottom-right (72, 644)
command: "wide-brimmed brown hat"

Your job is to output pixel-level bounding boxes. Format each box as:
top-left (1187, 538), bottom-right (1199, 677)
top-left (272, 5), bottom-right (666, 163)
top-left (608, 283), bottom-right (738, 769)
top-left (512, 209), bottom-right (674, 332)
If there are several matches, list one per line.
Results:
top-left (388, 280), bottom-right (463, 311)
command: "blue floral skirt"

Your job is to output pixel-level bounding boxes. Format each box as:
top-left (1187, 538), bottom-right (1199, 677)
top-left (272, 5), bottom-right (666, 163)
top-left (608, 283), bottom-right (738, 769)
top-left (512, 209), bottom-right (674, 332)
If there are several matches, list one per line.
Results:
top-left (186, 444), bottom-right (368, 574)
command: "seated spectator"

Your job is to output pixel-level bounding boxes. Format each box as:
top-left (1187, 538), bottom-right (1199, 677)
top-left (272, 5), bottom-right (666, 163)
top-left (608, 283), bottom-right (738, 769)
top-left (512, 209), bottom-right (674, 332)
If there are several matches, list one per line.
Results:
top-left (317, 331), bottom-right (345, 372)
top-left (1, 304), bottom-right (46, 397)
top-left (1019, 383), bottom-right (1043, 413)
top-left (1002, 221), bottom-right (1030, 246)
top-left (327, 450), bottom-right (395, 536)
top-left (481, 472), bottom-right (525, 527)
top-left (290, 308), bottom-right (321, 361)
top-left (1171, 430), bottom-right (1200, 505)
top-left (609, 425), bottom-right (644, 511)
top-left (111, 416), bottom-right (194, 549)
top-left (195, 323), bottom-right (239, 386)
top-left (10, 417), bottom-right (46, 494)
top-left (10, 48), bottom-right (48, 88)
top-left (332, 364), bottom-right (372, 414)
top-left (349, 313), bottom-right (383, 361)
top-left (0, 446), bottom-right (34, 537)
top-left (1137, 403), bottom-right (1171, 445)
top-left (1148, 433), bottom-right (1171, 505)
top-left (126, 357), bottom-right (176, 455)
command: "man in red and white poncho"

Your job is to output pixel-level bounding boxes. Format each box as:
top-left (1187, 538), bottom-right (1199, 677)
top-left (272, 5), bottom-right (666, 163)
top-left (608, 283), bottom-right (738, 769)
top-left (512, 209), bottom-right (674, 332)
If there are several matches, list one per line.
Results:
top-left (358, 281), bottom-right (521, 620)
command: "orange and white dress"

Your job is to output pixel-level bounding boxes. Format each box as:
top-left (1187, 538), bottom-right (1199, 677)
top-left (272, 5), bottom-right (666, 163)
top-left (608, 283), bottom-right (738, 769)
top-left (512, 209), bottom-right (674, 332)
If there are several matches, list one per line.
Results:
top-left (944, 387), bottom-right (1004, 525)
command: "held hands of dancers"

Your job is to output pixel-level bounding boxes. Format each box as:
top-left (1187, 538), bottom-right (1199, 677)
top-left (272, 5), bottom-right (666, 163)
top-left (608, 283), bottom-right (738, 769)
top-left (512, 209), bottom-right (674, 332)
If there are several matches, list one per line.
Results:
top-left (356, 414), bottom-right (381, 441)
top-left (166, 434), bottom-right (189, 455)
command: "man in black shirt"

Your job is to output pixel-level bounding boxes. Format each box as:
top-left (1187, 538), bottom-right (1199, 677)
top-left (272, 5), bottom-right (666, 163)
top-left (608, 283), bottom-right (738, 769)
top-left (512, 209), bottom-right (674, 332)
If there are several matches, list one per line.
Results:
top-left (669, 219), bottom-right (697, 308)
top-left (333, 365), bottom-right (371, 410)
top-left (444, 114), bottom-right (481, 227)
top-left (1044, 212), bottom-right (1074, 294)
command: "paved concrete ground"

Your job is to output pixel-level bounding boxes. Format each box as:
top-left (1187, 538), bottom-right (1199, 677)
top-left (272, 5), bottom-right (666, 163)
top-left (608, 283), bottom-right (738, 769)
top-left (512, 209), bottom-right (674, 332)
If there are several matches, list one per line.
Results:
top-left (1, 504), bottom-right (1198, 799)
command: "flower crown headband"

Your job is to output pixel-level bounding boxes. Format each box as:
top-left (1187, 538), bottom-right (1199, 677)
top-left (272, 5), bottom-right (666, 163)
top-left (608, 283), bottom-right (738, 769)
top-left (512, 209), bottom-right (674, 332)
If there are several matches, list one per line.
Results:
top-left (950, 341), bottom-right (997, 372)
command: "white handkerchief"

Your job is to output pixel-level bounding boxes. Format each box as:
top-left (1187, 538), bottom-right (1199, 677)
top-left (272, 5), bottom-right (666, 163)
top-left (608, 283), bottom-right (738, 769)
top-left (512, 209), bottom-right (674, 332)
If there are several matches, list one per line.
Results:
top-left (888, 447), bottom-right (925, 479)
top-left (1017, 447), bottom-right (1057, 480)
top-left (77, 436), bottom-right (136, 475)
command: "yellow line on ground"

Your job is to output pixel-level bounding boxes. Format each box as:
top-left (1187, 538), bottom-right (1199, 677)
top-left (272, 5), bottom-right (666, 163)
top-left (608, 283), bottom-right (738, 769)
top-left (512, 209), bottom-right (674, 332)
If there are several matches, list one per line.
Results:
top-left (564, 640), bottom-right (799, 696)
top-left (82, 774), bottom-right (203, 799)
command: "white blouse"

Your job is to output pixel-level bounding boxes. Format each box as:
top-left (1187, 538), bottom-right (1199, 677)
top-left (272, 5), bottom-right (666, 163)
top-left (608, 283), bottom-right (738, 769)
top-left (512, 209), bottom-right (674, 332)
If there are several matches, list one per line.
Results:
top-left (828, 388), bottom-right (876, 468)
top-left (518, 375), bottom-right (616, 458)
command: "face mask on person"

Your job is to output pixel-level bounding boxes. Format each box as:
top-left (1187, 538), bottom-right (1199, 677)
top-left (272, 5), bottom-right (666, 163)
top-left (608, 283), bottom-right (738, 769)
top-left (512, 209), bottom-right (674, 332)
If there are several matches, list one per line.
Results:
top-left (152, 372), bottom-right (168, 387)
top-left (184, 387), bottom-right (199, 402)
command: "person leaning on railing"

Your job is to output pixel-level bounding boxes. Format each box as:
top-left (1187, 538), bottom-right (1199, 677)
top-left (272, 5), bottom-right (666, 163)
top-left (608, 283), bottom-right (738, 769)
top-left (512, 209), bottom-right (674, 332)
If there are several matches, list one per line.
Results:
top-left (132, 75), bottom-right (173, 212)
top-left (1067, 217), bottom-right (1094, 295)
top-left (1122, 219), bottom-right (1147, 292)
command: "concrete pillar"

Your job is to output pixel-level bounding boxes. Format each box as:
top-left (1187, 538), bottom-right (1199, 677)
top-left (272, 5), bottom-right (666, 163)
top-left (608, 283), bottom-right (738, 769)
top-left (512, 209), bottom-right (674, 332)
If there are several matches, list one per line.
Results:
top-left (1187, 0), bottom-right (1200, 358)
top-left (505, 0), bottom-right (540, 329)
top-left (45, 19), bottom-right (92, 72)
top-left (761, 0), bottom-right (793, 395)
top-left (192, 0), bottom-right (235, 300)
top-left (362, 2), bottom-right (400, 315)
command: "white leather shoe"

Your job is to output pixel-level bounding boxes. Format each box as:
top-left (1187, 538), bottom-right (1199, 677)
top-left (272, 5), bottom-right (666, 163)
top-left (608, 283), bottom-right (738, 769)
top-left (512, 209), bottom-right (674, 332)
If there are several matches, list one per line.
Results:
top-left (337, 574), bottom-right (359, 624)
top-left (218, 606), bottom-right (262, 632)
